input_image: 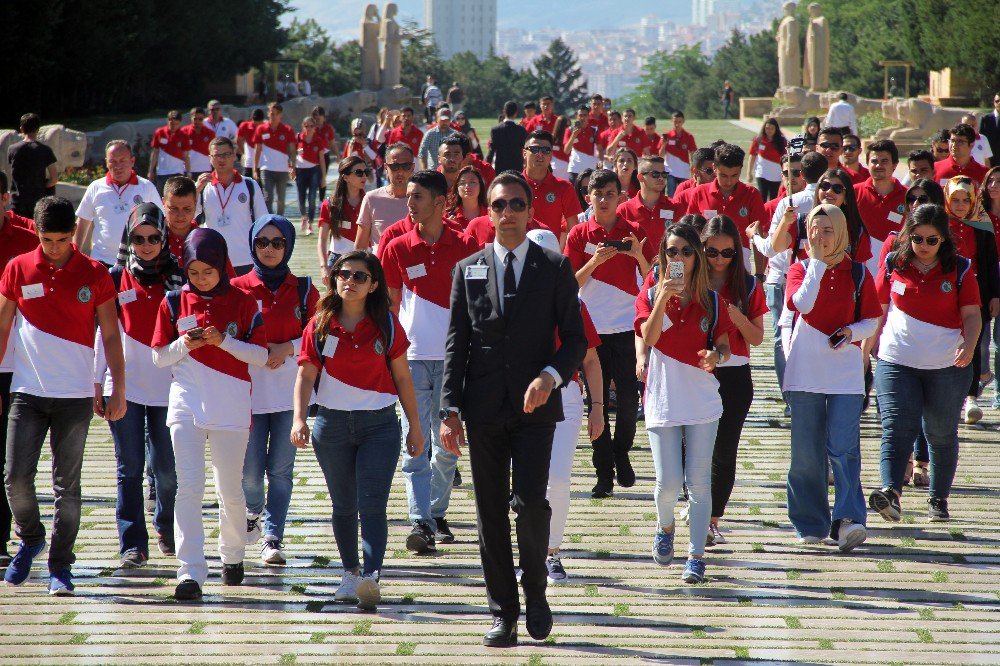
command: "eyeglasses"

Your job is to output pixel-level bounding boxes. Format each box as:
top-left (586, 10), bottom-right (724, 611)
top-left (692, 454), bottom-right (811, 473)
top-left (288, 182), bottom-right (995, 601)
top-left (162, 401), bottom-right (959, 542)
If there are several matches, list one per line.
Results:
top-left (254, 237), bottom-right (287, 250)
top-left (704, 247), bottom-right (737, 259)
top-left (210, 152), bottom-right (234, 159)
top-left (906, 194), bottom-right (931, 205)
top-left (665, 246), bottom-right (695, 258)
top-left (640, 170), bottom-right (667, 179)
top-left (910, 234), bottom-right (940, 246)
top-left (525, 145), bottom-right (553, 154)
top-left (386, 162), bottom-right (414, 172)
top-left (949, 139), bottom-right (969, 146)
top-left (130, 234), bottom-right (163, 246)
top-left (348, 168), bottom-right (372, 178)
top-left (781, 168), bottom-right (802, 178)
top-left (843, 145), bottom-right (860, 152)
top-left (336, 269), bottom-right (371, 283)
top-left (489, 198), bottom-right (528, 213)
top-left (818, 181), bottom-right (846, 194)
top-left (698, 167), bottom-right (716, 176)
top-left (819, 142), bottom-right (842, 150)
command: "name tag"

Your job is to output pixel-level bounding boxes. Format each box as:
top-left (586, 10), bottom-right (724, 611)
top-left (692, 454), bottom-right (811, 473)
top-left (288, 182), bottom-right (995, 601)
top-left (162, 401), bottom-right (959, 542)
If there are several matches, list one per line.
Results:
top-left (668, 140), bottom-right (677, 146)
top-left (322, 336), bottom-right (339, 358)
top-left (340, 220), bottom-right (353, 229)
top-left (118, 289), bottom-right (137, 305)
top-left (704, 209), bottom-right (718, 218)
top-left (887, 211), bottom-right (903, 224)
top-left (660, 209), bottom-right (674, 220)
top-left (21, 283), bottom-right (44, 299)
top-left (891, 281), bottom-right (906, 295)
top-left (159, 138), bottom-right (168, 145)
top-left (406, 264), bottom-right (427, 280)
top-left (465, 265), bottom-right (488, 280)
top-left (262, 133), bottom-right (271, 140)
top-left (618, 141), bottom-right (626, 147)
top-left (177, 314), bottom-right (198, 332)
top-left (584, 242), bottom-right (599, 255)
top-left (939, 178), bottom-right (949, 187)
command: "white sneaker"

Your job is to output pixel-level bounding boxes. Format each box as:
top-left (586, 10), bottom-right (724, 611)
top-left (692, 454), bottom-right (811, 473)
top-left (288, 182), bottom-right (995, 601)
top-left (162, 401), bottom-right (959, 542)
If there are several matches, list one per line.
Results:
top-left (356, 573), bottom-right (381, 611)
top-left (260, 539), bottom-right (286, 565)
top-left (964, 396), bottom-right (983, 425)
top-left (798, 535), bottom-right (822, 544)
top-left (245, 514), bottom-right (262, 546)
top-left (679, 504), bottom-right (690, 525)
top-left (838, 519), bottom-right (867, 552)
top-left (335, 571), bottom-right (361, 603)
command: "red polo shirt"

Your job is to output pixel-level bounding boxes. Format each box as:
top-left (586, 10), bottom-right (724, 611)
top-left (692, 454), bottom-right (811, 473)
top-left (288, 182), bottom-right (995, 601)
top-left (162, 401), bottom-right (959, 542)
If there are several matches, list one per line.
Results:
top-left (684, 180), bottom-right (767, 250)
top-left (463, 215), bottom-right (542, 248)
top-left (522, 170), bottom-right (582, 236)
top-left (853, 178), bottom-right (907, 242)
top-left (842, 162), bottom-right (870, 184)
top-left (935, 156), bottom-right (988, 187)
top-left (617, 192), bottom-right (686, 252)
top-left (386, 125), bottom-right (424, 157)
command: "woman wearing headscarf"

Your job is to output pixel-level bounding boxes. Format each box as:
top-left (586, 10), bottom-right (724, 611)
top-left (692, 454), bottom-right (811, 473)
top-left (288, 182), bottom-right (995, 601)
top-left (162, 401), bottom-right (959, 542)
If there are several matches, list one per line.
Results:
top-left (96, 203), bottom-right (185, 569)
top-left (943, 176), bottom-right (1000, 424)
top-left (232, 215), bottom-right (319, 565)
top-left (783, 204), bottom-right (882, 553)
top-left (151, 228), bottom-right (269, 601)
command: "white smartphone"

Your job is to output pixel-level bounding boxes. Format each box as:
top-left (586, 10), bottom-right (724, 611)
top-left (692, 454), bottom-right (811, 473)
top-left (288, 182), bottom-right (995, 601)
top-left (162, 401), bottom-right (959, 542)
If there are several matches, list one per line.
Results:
top-left (668, 261), bottom-right (684, 280)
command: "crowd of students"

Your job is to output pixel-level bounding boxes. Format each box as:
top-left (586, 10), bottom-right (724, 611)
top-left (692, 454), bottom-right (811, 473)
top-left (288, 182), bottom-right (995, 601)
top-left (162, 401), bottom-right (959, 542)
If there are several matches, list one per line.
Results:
top-left (0, 95), bottom-right (997, 640)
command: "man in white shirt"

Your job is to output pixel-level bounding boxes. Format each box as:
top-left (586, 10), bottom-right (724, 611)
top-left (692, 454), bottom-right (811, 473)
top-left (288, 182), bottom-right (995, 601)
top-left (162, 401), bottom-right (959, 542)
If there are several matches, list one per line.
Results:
top-left (354, 143), bottom-right (414, 250)
top-left (964, 114), bottom-right (993, 168)
top-left (204, 100), bottom-right (238, 141)
top-left (824, 93), bottom-right (857, 136)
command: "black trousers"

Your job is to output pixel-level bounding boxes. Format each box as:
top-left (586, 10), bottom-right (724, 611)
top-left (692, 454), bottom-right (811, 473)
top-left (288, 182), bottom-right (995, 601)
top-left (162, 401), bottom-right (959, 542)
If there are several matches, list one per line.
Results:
top-left (0, 373), bottom-right (11, 547)
top-left (711, 365), bottom-right (754, 518)
top-left (592, 331), bottom-right (639, 480)
top-left (467, 416), bottom-right (555, 620)
top-left (970, 305), bottom-right (990, 397)
top-left (756, 177), bottom-right (781, 202)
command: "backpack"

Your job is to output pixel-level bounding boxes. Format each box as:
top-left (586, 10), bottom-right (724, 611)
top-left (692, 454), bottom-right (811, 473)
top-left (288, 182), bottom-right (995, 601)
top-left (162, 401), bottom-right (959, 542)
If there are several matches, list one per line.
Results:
top-left (164, 276), bottom-right (312, 332)
top-left (195, 176), bottom-right (257, 226)
top-left (884, 251), bottom-right (970, 294)
top-left (647, 263), bottom-right (719, 350)
top-left (798, 258), bottom-right (867, 323)
top-left (312, 311), bottom-right (396, 367)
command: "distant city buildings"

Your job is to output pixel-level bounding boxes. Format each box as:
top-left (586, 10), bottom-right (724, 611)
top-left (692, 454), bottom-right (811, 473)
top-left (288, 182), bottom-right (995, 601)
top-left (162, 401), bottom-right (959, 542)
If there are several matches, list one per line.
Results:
top-left (424, 0), bottom-right (497, 59)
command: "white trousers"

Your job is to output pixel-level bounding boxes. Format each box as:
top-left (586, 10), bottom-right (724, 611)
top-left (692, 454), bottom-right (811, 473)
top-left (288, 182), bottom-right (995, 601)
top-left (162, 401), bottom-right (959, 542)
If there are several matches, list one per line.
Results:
top-left (547, 381), bottom-right (585, 550)
top-left (171, 421), bottom-right (249, 585)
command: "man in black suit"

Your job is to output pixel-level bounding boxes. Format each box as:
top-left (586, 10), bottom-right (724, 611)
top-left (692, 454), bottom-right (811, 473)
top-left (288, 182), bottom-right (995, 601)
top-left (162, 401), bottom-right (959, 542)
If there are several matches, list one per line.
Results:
top-left (487, 101), bottom-right (529, 175)
top-left (440, 172), bottom-right (587, 647)
top-left (979, 93), bottom-right (1000, 165)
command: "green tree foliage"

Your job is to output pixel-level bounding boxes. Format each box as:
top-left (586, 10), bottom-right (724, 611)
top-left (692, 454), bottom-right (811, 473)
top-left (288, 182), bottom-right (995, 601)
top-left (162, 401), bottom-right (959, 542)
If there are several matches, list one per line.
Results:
top-left (279, 19), bottom-right (360, 97)
top-left (445, 53), bottom-right (526, 119)
top-left (398, 22), bottom-right (449, 100)
top-left (525, 39), bottom-right (590, 113)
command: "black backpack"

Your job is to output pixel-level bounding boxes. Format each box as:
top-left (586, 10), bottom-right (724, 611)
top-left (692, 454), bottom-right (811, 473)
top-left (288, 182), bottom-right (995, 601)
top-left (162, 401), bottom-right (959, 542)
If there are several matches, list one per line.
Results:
top-left (195, 176), bottom-right (258, 226)
top-left (884, 251), bottom-right (970, 293)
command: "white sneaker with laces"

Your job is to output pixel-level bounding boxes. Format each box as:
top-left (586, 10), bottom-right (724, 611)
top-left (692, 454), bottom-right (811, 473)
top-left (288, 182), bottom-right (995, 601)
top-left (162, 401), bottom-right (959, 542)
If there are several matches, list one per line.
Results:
top-left (965, 396), bottom-right (983, 425)
top-left (356, 572), bottom-right (381, 611)
top-left (838, 519), bottom-right (867, 552)
top-left (335, 571), bottom-right (361, 602)
top-left (260, 539), bottom-right (286, 565)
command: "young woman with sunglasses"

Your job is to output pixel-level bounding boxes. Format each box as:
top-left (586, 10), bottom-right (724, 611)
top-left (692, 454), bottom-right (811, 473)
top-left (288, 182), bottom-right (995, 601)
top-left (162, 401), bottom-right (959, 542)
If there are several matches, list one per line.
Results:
top-left (295, 117), bottom-right (329, 236)
top-left (446, 165), bottom-right (487, 229)
top-left (151, 228), bottom-right (269, 601)
top-left (318, 156), bottom-right (369, 283)
top-left (635, 223), bottom-right (734, 583)
top-left (97, 204), bottom-right (185, 569)
top-left (868, 204), bottom-right (981, 523)
top-left (292, 251), bottom-right (422, 611)
top-left (701, 215), bottom-right (767, 545)
top-left (747, 118), bottom-right (787, 202)
top-left (943, 176), bottom-right (1000, 424)
top-left (232, 215), bottom-right (319, 565)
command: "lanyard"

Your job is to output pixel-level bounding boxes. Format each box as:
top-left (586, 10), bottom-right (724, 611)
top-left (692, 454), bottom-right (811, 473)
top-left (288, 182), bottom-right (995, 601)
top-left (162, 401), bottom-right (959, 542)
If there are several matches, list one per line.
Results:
top-left (214, 181), bottom-right (237, 215)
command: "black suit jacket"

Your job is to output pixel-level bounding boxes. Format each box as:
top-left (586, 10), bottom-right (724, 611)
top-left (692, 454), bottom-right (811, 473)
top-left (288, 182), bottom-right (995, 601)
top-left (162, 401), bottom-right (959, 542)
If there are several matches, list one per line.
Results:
top-left (442, 240), bottom-right (587, 425)
top-left (980, 113), bottom-right (1000, 164)
top-left (487, 120), bottom-right (528, 174)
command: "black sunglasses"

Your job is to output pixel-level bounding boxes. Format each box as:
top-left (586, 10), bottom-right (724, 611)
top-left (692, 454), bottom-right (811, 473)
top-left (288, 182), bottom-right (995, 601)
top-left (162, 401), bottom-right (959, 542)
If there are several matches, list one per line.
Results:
top-left (130, 234), bottom-right (163, 246)
top-left (704, 247), bottom-right (738, 259)
top-left (336, 269), bottom-right (371, 283)
top-left (910, 234), bottom-right (940, 246)
top-left (782, 168), bottom-right (802, 178)
top-left (818, 181), bottom-right (846, 194)
top-left (819, 142), bottom-right (842, 150)
top-left (490, 198), bottom-right (528, 213)
top-left (525, 145), bottom-right (553, 154)
top-left (665, 246), bottom-right (695, 258)
top-left (640, 170), bottom-right (668, 179)
top-left (386, 162), bottom-right (414, 172)
top-left (906, 194), bottom-right (931, 205)
top-left (843, 144), bottom-right (860, 151)
top-left (699, 167), bottom-right (716, 176)
top-left (348, 168), bottom-right (372, 178)
top-left (254, 237), bottom-right (287, 250)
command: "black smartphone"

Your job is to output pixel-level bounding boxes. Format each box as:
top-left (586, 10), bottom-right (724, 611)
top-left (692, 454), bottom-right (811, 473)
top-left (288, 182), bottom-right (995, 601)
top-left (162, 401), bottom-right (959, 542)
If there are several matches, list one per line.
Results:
top-left (187, 327), bottom-right (204, 340)
top-left (828, 330), bottom-right (847, 349)
top-left (604, 239), bottom-right (632, 252)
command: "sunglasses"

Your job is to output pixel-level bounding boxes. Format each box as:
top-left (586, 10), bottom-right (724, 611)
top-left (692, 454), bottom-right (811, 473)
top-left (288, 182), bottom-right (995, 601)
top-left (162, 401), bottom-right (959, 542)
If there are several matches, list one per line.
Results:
top-left (640, 170), bottom-right (667, 179)
top-left (818, 181), bottom-right (846, 194)
top-left (348, 168), bottom-right (372, 178)
top-left (819, 142), bottom-right (842, 150)
top-left (130, 234), bottom-right (163, 246)
top-left (254, 237), bottom-right (287, 250)
top-left (665, 246), bottom-right (695, 258)
top-left (910, 234), bottom-right (940, 246)
top-left (906, 194), bottom-right (931, 205)
top-left (336, 269), bottom-right (371, 283)
top-left (699, 167), bottom-right (716, 176)
top-left (525, 145), bottom-right (553, 154)
top-left (210, 152), bottom-right (235, 159)
top-left (704, 247), bottom-right (738, 259)
top-left (843, 145), bottom-right (860, 151)
top-left (782, 168), bottom-right (802, 178)
top-left (489, 198), bottom-right (528, 213)
top-left (386, 162), bottom-right (414, 172)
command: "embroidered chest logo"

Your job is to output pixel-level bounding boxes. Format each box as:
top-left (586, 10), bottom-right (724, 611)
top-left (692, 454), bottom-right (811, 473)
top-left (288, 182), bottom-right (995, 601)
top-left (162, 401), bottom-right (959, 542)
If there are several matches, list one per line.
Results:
top-left (738, 206), bottom-right (749, 218)
top-left (941, 281), bottom-right (953, 293)
top-left (133, 195), bottom-right (143, 204)
top-left (226, 321), bottom-right (239, 337)
top-left (238, 193), bottom-right (248, 203)
top-left (897, 204), bottom-right (906, 214)
top-left (545, 192), bottom-right (556, 204)
top-left (373, 338), bottom-right (385, 355)
top-left (294, 305), bottom-right (302, 321)
top-left (77, 286), bottom-right (92, 303)
top-left (699, 316), bottom-right (710, 333)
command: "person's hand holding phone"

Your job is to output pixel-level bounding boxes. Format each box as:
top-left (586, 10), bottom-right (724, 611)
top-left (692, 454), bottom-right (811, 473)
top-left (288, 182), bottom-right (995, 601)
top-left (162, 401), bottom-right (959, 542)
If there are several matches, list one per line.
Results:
top-left (183, 327), bottom-right (207, 350)
top-left (828, 327), bottom-right (852, 349)
top-left (588, 244), bottom-right (618, 268)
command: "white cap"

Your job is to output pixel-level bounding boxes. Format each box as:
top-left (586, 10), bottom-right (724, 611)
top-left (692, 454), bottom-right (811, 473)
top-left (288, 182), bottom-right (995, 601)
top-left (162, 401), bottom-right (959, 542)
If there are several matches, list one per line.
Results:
top-left (527, 229), bottom-right (560, 254)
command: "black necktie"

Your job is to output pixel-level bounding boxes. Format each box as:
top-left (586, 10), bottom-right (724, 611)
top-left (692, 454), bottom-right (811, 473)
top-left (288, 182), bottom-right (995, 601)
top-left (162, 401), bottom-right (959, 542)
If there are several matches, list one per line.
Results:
top-left (503, 252), bottom-right (516, 318)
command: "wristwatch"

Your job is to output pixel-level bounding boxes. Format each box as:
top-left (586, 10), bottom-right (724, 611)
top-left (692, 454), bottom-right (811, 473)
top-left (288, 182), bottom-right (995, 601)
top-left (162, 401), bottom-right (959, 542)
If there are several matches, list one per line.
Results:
top-left (438, 408), bottom-right (459, 421)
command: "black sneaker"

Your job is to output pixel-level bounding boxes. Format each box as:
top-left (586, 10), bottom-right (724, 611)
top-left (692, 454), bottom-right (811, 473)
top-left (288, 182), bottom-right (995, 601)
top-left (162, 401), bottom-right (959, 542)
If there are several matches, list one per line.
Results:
top-left (452, 468), bottom-right (463, 488)
top-left (928, 497), bottom-right (950, 522)
top-left (119, 548), bottom-right (148, 569)
top-left (158, 532), bottom-right (176, 557)
top-left (174, 579), bottom-right (202, 600)
top-left (591, 478), bottom-right (614, 499)
top-left (869, 488), bottom-right (902, 522)
top-left (405, 523), bottom-right (436, 554)
top-left (222, 562), bottom-right (244, 585)
top-left (615, 454), bottom-right (636, 488)
top-left (435, 517), bottom-right (455, 544)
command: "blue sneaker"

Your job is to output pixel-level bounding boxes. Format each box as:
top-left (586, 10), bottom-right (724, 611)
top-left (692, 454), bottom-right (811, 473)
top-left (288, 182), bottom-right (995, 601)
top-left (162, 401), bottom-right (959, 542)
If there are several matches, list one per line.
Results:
top-left (3, 541), bottom-right (45, 586)
top-left (682, 558), bottom-right (706, 584)
top-left (49, 569), bottom-right (75, 596)
top-left (652, 529), bottom-right (674, 566)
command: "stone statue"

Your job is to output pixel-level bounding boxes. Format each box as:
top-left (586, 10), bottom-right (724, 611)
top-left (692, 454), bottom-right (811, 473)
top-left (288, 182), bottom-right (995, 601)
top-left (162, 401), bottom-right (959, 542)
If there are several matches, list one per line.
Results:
top-left (776, 2), bottom-right (801, 89)
top-left (875, 98), bottom-right (974, 143)
top-left (380, 3), bottom-right (401, 89)
top-left (803, 3), bottom-right (829, 92)
top-left (360, 4), bottom-right (381, 91)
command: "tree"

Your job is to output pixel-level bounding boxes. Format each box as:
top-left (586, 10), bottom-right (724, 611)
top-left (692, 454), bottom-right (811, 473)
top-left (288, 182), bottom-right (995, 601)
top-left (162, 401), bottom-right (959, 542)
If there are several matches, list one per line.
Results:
top-left (622, 45), bottom-right (713, 118)
top-left (524, 39), bottom-right (589, 113)
top-left (398, 21), bottom-right (449, 102)
top-left (445, 52), bottom-right (524, 118)
top-left (279, 19), bottom-right (359, 97)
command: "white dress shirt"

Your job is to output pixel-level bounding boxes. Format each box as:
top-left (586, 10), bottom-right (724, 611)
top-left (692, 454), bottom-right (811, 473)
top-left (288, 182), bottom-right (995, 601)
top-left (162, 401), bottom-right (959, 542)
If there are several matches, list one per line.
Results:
top-left (824, 100), bottom-right (858, 135)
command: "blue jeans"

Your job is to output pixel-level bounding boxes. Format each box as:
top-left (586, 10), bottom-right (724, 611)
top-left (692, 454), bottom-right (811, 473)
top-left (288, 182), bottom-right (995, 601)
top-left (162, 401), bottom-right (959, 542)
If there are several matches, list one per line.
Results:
top-left (667, 175), bottom-right (687, 197)
top-left (764, 282), bottom-right (786, 394)
top-left (108, 401), bottom-right (176, 554)
top-left (295, 165), bottom-right (321, 222)
top-left (311, 405), bottom-right (400, 575)
top-left (400, 360), bottom-right (457, 531)
top-left (648, 422), bottom-right (718, 557)
top-left (786, 391), bottom-right (866, 539)
top-left (242, 410), bottom-right (296, 541)
top-left (875, 361), bottom-right (968, 499)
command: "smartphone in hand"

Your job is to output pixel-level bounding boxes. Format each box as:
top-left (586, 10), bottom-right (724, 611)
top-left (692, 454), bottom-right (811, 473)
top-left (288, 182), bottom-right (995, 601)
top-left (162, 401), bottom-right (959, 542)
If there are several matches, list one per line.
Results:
top-left (828, 329), bottom-right (847, 349)
top-left (668, 261), bottom-right (684, 279)
top-left (604, 239), bottom-right (633, 252)
top-left (187, 327), bottom-right (204, 340)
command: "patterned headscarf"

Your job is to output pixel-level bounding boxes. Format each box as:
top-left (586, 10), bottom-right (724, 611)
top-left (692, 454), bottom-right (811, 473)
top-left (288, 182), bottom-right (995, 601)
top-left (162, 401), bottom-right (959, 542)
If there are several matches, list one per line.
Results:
top-left (945, 176), bottom-right (994, 233)
top-left (115, 203), bottom-right (185, 290)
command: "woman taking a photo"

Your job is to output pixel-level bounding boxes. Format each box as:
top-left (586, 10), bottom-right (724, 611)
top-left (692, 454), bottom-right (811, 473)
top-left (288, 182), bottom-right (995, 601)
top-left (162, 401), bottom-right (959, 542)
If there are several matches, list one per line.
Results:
top-left (635, 222), bottom-right (734, 584)
top-left (292, 251), bottom-right (423, 611)
top-left (783, 204), bottom-right (882, 552)
top-left (868, 203), bottom-right (980, 523)
top-left (233, 215), bottom-right (319, 565)
top-left (701, 216), bottom-right (767, 545)
top-left (318, 156), bottom-right (369, 282)
top-left (445, 165), bottom-right (487, 230)
top-left (747, 118), bottom-right (787, 202)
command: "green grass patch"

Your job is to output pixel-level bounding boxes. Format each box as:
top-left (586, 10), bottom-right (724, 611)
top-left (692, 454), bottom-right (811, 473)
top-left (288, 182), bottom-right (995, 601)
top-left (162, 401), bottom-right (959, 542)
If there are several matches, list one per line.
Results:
top-left (899, 536), bottom-right (916, 547)
top-left (736, 596), bottom-right (753, 606)
top-left (395, 642), bottom-right (416, 656)
top-left (733, 646), bottom-right (750, 659)
top-left (188, 622), bottom-right (207, 635)
top-left (527, 656), bottom-right (544, 666)
top-left (876, 560), bottom-right (896, 573)
top-left (915, 628), bottom-right (934, 643)
top-left (767, 473), bottom-right (782, 481)
top-left (618, 525), bottom-right (631, 536)
top-left (584, 584), bottom-right (600, 597)
top-left (152, 577), bottom-right (169, 586)
top-left (953, 602), bottom-right (965, 609)
top-left (831, 587), bottom-right (847, 601)
top-left (209, 528), bottom-right (220, 539)
top-left (593, 549), bottom-right (611, 558)
top-left (400, 593), bottom-right (417, 604)
top-left (949, 529), bottom-right (967, 541)
top-left (57, 612), bottom-right (78, 625)
top-left (817, 638), bottom-right (834, 649)
top-left (931, 571), bottom-right (948, 583)
top-left (786, 569), bottom-right (801, 580)
top-left (568, 534), bottom-right (583, 544)
top-left (279, 655), bottom-right (296, 665)
top-left (761, 520), bottom-right (780, 528)
top-left (392, 548), bottom-right (410, 559)
top-left (741, 461), bottom-right (755, 470)
top-left (692, 628), bottom-right (708, 639)
top-left (290, 584), bottom-right (307, 594)
top-left (748, 506), bottom-right (762, 516)
top-left (309, 632), bottom-right (333, 643)
top-left (951, 553), bottom-right (967, 563)
top-left (68, 634), bottom-right (89, 645)
top-left (589, 498), bottom-right (605, 507)
top-left (772, 491), bottom-right (787, 501)
top-left (643, 512), bottom-right (657, 521)
top-left (312, 492), bottom-right (326, 500)
top-left (751, 542), bottom-right (765, 553)
top-left (312, 555), bottom-right (331, 566)
top-left (784, 616), bottom-right (802, 629)
top-left (918, 608), bottom-right (936, 621)
top-left (902, 515), bottom-right (916, 524)
top-left (612, 603), bottom-right (630, 616)
top-left (352, 619), bottom-right (373, 635)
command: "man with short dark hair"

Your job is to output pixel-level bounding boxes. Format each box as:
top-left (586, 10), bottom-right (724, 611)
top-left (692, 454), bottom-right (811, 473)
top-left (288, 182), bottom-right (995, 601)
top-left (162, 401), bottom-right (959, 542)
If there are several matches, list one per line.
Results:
top-left (522, 131), bottom-right (582, 246)
top-left (824, 92), bottom-right (857, 135)
top-left (423, 78), bottom-right (442, 124)
top-left (617, 155), bottom-right (684, 251)
top-left (671, 146), bottom-right (715, 206)
top-left (437, 136), bottom-right (466, 191)
top-left (565, 106), bottom-right (600, 182)
top-left (930, 129), bottom-right (951, 162)
top-left (236, 108), bottom-right (265, 178)
top-left (204, 100), bottom-right (237, 141)
top-left (487, 102), bottom-right (528, 174)
top-left (817, 127), bottom-right (844, 171)
top-left (354, 143), bottom-right (415, 250)
top-left (252, 102), bottom-right (297, 215)
top-left (643, 116), bottom-right (662, 156)
top-left (979, 92), bottom-right (1000, 164)
top-left (520, 101), bottom-right (538, 129)
top-left (855, 138), bottom-right (906, 275)
top-left (840, 134), bottom-right (869, 184)
top-left (386, 107), bottom-right (424, 159)
top-left (148, 110), bottom-right (192, 195)
top-left (906, 149), bottom-right (935, 184)
top-left (607, 108), bottom-right (652, 157)
top-left (418, 108), bottom-right (459, 170)
top-left (7, 113), bottom-right (59, 217)
top-left (587, 94), bottom-right (609, 135)
top-left (661, 111), bottom-right (697, 197)
top-left (524, 96), bottom-right (557, 134)
top-left (934, 124), bottom-right (988, 186)
top-left (181, 107), bottom-right (215, 183)
top-left (598, 111), bottom-right (623, 161)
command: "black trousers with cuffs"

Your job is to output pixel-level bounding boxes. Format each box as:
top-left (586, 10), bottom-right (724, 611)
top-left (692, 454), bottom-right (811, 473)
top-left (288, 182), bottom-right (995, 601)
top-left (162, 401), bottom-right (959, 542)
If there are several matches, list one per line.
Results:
top-left (711, 365), bottom-right (754, 518)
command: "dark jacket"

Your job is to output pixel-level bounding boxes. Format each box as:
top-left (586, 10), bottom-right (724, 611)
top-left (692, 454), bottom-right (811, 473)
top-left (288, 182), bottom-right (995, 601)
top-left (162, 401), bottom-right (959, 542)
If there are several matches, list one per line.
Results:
top-left (486, 120), bottom-right (528, 174)
top-left (980, 112), bottom-right (1000, 165)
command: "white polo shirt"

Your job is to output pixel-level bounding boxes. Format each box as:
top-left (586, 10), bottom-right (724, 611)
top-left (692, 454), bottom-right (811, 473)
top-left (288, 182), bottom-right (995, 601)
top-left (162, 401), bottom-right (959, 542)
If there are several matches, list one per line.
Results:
top-left (196, 171), bottom-right (267, 268)
top-left (205, 116), bottom-right (238, 141)
top-left (76, 171), bottom-right (163, 265)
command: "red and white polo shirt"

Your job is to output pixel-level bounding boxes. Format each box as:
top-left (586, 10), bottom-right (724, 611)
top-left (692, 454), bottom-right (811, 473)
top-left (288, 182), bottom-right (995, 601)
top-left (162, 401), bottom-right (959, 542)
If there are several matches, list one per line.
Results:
top-left (876, 257), bottom-right (980, 370)
top-left (573, 302), bottom-right (602, 382)
top-left (523, 171), bottom-right (582, 237)
top-left (319, 196), bottom-right (361, 256)
top-left (237, 120), bottom-right (259, 169)
top-left (381, 225), bottom-right (479, 360)
top-left (662, 129), bottom-right (697, 178)
top-left (375, 216), bottom-right (465, 262)
top-left (617, 193), bottom-right (686, 253)
top-left (565, 216), bottom-right (655, 334)
top-left (76, 171), bottom-right (163, 266)
top-left (635, 272), bottom-right (735, 426)
top-left (525, 114), bottom-right (558, 135)
top-left (231, 271), bottom-right (319, 413)
top-left (463, 215), bottom-right (542, 249)
top-left (151, 286), bottom-right (267, 430)
top-left (299, 313), bottom-right (409, 411)
top-left (197, 171), bottom-right (267, 267)
top-left (181, 123), bottom-right (215, 173)
top-left (717, 279), bottom-right (768, 366)
top-left (0, 247), bottom-right (116, 397)
top-left (610, 126), bottom-right (652, 156)
top-left (150, 126), bottom-right (191, 175)
top-left (386, 125), bottom-right (424, 157)
top-left (934, 156), bottom-right (988, 188)
top-left (0, 222), bottom-right (39, 372)
top-left (750, 135), bottom-right (783, 182)
top-left (854, 178), bottom-right (907, 243)
top-left (685, 180), bottom-right (767, 270)
top-left (296, 132), bottom-right (328, 169)
top-left (252, 121), bottom-right (295, 172)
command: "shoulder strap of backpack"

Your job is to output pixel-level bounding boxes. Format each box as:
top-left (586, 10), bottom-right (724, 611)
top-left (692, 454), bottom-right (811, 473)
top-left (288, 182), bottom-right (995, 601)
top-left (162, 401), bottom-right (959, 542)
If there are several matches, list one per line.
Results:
top-left (195, 188), bottom-right (205, 226)
top-left (746, 273), bottom-right (757, 301)
top-left (384, 311), bottom-right (395, 366)
top-left (296, 276), bottom-right (311, 330)
top-left (244, 175), bottom-right (257, 215)
top-left (109, 265), bottom-right (124, 292)
top-left (956, 256), bottom-right (971, 289)
top-left (795, 212), bottom-right (808, 256)
top-left (884, 250), bottom-right (898, 283)
top-left (706, 291), bottom-right (719, 351)
top-left (165, 290), bottom-right (183, 328)
top-left (647, 263), bottom-right (661, 303)
top-left (851, 260), bottom-right (865, 323)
